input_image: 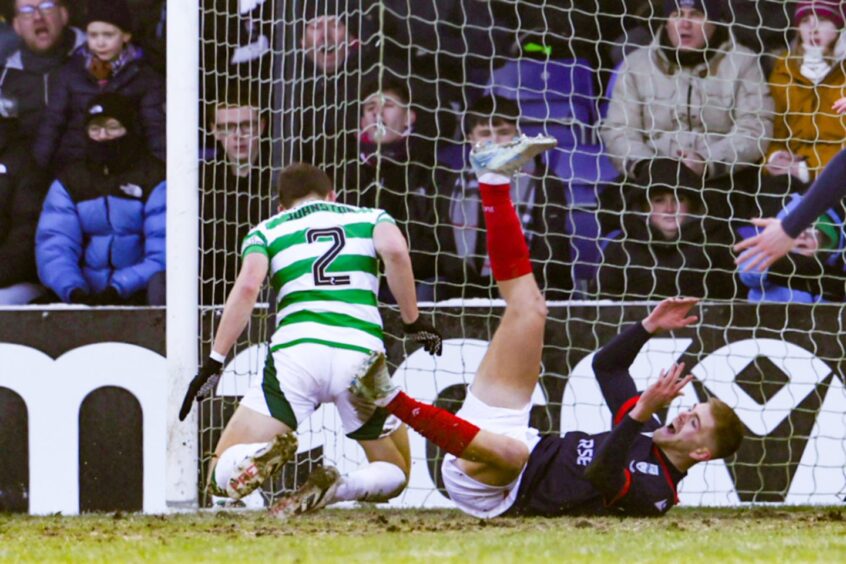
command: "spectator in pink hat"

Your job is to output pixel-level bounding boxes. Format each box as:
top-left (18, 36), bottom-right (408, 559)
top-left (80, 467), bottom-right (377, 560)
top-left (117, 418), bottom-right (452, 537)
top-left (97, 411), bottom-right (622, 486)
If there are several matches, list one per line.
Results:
top-left (766, 1), bottom-right (846, 185)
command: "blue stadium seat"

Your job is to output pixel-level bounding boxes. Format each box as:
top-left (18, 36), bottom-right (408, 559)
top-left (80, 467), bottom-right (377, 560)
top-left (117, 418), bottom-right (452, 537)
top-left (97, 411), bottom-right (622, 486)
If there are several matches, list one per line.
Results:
top-left (548, 144), bottom-right (618, 191)
top-left (487, 58), bottom-right (597, 125)
top-left (436, 142), bottom-right (468, 172)
top-left (546, 144), bottom-right (619, 287)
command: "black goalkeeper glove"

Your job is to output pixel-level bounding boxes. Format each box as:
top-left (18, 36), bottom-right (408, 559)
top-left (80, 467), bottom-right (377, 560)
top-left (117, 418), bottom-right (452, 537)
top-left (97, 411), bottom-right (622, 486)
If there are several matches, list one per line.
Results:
top-left (403, 317), bottom-right (443, 356)
top-left (178, 358), bottom-right (224, 421)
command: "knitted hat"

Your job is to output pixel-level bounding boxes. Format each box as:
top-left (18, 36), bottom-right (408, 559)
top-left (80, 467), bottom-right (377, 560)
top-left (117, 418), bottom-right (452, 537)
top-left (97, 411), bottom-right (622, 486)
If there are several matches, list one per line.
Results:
top-left (85, 93), bottom-right (137, 130)
top-left (663, 0), bottom-right (724, 20)
top-left (85, 0), bottom-right (133, 33)
top-left (794, 1), bottom-right (845, 29)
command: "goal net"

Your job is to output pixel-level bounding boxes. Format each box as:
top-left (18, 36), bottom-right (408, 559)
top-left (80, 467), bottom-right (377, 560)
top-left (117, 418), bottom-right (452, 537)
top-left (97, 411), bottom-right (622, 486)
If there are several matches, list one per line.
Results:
top-left (196, 0), bottom-right (846, 508)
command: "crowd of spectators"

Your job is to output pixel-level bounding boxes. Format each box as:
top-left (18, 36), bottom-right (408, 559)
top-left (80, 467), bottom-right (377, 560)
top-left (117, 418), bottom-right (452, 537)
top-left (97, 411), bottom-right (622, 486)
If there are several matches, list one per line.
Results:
top-left (4, 0), bottom-right (846, 306)
top-left (0, 0), bottom-right (166, 305)
top-left (280, 0), bottom-right (846, 304)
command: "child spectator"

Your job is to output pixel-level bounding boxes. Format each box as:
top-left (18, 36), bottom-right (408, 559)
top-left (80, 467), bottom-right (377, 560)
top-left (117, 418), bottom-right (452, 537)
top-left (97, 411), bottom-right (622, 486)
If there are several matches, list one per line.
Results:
top-left (201, 87), bottom-right (272, 305)
top-left (0, 118), bottom-right (50, 304)
top-left (766, 2), bottom-right (846, 185)
top-left (433, 95), bottom-right (572, 299)
top-left (35, 93), bottom-right (165, 305)
top-left (595, 158), bottom-right (737, 300)
top-left (33, 0), bottom-right (164, 171)
top-left (0, 0), bottom-right (84, 150)
top-left (738, 193), bottom-right (846, 302)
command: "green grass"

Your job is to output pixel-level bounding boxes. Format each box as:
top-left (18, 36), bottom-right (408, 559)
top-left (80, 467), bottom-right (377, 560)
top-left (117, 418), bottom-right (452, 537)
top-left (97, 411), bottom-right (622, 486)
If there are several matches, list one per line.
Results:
top-left (1, 507), bottom-right (844, 563)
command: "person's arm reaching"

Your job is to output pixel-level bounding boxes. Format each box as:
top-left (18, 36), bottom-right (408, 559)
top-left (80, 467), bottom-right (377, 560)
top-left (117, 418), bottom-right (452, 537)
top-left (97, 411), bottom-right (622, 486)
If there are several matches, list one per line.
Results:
top-left (374, 220), bottom-right (419, 325)
top-left (374, 219), bottom-right (442, 355)
top-left (178, 252), bottom-right (268, 420)
top-left (592, 297), bottom-right (700, 420)
top-left (735, 148), bottom-right (846, 272)
top-left (210, 252), bottom-right (268, 358)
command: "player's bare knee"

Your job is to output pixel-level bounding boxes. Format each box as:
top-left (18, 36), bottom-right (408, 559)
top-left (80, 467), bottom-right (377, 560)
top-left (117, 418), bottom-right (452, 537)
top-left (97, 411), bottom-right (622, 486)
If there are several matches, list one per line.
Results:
top-left (522, 290), bottom-right (548, 324)
top-left (497, 439), bottom-right (530, 475)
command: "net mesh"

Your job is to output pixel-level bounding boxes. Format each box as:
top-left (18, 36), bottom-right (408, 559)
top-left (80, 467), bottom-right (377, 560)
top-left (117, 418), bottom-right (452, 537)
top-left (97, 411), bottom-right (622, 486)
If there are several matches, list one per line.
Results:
top-left (196, 0), bottom-right (846, 507)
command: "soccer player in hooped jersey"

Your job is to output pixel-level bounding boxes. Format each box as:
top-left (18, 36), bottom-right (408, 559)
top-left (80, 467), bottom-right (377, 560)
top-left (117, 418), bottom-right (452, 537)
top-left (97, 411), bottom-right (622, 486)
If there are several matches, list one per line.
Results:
top-left (178, 163), bottom-right (443, 516)
top-left (353, 137), bottom-right (745, 518)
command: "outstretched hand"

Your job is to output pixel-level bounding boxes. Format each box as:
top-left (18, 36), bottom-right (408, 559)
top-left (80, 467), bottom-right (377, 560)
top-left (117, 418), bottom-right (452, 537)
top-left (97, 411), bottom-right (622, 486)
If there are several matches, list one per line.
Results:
top-left (629, 362), bottom-right (692, 423)
top-left (733, 218), bottom-right (796, 272)
top-left (642, 297), bottom-right (699, 334)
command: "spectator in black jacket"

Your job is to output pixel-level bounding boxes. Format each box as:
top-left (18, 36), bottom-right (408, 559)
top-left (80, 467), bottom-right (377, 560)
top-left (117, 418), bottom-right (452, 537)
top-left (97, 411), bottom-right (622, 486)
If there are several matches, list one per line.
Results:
top-left (0, 0), bottom-right (84, 151)
top-left (0, 118), bottom-right (49, 303)
top-left (595, 159), bottom-right (738, 301)
top-left (342, 77), bottom-right (437, 292)
top-left (33, 0), bottom-right (164, 171)
top-left (201, 87), bottom-right (272, 305)
top-left (433, 95), bottom-right (571, 299)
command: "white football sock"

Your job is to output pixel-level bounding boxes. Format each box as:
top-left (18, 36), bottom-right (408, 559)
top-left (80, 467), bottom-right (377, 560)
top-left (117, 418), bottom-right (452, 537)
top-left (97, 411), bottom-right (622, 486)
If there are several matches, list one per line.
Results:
top-left (332, 461), bottom-right (407, 503)
top-left (213, 442), bottom-right (268, 495)
top-left (478, 172), bottom-right (510, 185)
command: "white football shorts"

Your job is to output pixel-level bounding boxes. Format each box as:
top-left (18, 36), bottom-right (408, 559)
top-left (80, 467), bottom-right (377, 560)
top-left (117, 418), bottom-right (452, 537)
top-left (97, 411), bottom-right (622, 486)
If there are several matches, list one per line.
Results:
top-left (441, 390), bottom-right (541, 518)
top-left (239, 343), bottom-right (401, 441)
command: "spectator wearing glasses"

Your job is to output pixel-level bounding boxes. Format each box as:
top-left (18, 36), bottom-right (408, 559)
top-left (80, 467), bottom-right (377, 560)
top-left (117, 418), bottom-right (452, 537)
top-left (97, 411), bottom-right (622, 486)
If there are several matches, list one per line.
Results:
top-left (33, 0), bottom-right (164, 171)
top-left (201, 87), bottom-right (272, 305)
top-left (0, 0), bottom-right (84, 151)
top-left (35, 93), bottom-right (165, 305)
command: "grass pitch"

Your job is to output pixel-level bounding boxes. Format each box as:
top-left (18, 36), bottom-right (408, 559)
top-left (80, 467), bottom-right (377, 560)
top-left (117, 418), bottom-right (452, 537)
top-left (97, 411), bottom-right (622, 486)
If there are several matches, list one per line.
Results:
top-left (1, 506), bottom-right (844, 563)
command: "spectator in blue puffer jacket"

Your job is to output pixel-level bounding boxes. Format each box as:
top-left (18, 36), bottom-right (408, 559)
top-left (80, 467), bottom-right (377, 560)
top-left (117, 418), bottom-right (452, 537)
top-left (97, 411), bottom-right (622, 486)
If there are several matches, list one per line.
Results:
top-left (33, 0), bottom-right (165, 171)
top-left (35, 92), bottom-right (165, 305)
top-left (738, 193), bottom-right (846, 303)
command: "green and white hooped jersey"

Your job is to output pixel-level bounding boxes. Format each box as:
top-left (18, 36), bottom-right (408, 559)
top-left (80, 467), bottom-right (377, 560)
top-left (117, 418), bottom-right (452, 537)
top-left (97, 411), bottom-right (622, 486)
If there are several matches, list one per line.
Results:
top-left (241, 200), bottom-right (394, 354)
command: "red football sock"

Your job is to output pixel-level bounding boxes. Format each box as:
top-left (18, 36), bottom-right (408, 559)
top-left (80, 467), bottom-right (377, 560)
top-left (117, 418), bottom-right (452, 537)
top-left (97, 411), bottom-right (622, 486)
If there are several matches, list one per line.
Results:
top-left (479, 181), bottom-right (532, 281)
top-left (385, 392), bottom-right (480, 457)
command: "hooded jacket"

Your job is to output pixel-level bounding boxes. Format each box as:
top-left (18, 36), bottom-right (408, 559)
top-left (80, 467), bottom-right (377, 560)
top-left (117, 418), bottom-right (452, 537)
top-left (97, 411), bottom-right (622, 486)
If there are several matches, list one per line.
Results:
top-left (601, 26), bottom-right (773, 178)
top-left (768, 50), bottom-right (846, 179)
top-left (35, 147), bottom-right (165, 302)
top-left (595, 213), bottom-right (738, 301)
top-left (33, 45), bottom-right (165, 170)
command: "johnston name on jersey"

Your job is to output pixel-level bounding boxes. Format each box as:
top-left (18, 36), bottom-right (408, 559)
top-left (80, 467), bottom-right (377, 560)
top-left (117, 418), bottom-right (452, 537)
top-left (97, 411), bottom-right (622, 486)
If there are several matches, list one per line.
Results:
top-left (241, 201), bottom-right (395, 354)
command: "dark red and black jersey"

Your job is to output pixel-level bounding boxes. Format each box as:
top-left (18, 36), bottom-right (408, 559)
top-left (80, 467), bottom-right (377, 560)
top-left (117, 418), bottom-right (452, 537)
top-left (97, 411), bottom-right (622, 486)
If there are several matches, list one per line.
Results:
top-left (507, 322), bottom-right (686, 517)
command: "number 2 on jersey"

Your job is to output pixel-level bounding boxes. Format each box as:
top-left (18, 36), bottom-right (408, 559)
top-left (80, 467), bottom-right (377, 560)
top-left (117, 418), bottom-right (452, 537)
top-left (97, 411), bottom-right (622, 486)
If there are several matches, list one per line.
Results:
top-left (307, 227), bottom-right (351, 286)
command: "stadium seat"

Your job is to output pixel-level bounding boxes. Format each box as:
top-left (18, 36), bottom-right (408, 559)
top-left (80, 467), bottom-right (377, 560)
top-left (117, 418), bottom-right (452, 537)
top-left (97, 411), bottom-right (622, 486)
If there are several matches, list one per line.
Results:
top-left (436, 142), bottom-right (468, 172)
top-left (545, 144), bottom-right (618, 288)
top-left (548, 144), bottom-right (618, 193)
top-left (487, 58), bottom-right (597, 125)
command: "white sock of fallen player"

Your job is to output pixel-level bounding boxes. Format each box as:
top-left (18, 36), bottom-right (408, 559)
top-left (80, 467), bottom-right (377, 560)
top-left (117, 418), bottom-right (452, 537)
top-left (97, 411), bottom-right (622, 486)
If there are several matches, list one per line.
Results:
top-left (332, 461), bottom-right (407, 503)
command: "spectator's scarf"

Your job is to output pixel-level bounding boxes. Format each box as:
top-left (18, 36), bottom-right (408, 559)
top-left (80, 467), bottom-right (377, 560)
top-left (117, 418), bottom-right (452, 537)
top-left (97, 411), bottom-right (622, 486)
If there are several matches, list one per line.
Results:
top-left (660, 24), bottom-right (727, 69)
top-left (800, 44), bottom-right (834, 84)
top-left (85, 43), bottom-right (139, 83)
